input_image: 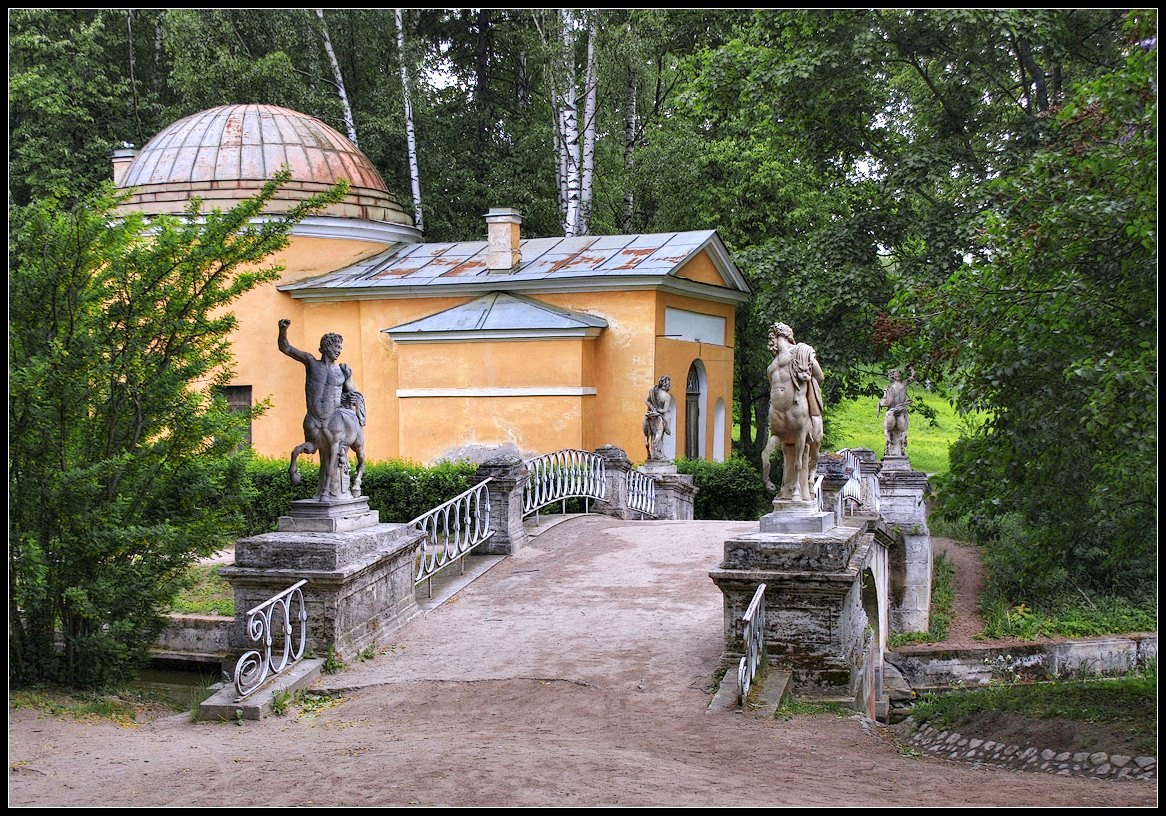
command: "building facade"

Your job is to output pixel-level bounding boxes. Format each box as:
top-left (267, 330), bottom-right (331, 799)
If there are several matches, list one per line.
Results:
top-left (115, 104), bottom-right (750, 464)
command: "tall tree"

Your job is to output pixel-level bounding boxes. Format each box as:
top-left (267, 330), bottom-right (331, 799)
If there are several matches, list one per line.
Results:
top-left (9, 173), bottom-right (346, 686)
top-left (314, 9), bottom-right (359, 145)
top-left (395, 8), bottom-right (424, 232)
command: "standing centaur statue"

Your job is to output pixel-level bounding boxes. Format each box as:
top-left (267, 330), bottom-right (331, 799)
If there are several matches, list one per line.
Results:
top-left (761, 322), bottom-right (824, 502)
top-left (278, 319), bottom-right (367, 501)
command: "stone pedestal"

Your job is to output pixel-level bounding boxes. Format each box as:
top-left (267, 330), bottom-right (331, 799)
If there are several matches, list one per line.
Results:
top-left (760, 499), bottom-right (832, 533)
top-left (591, 445), bottom-right (635, 520)
top-left (221, 520), bottom-right (424, 662)
top-left (649, 472), bottom-right (697, 520)
top-left (710, 520), bottom-right (877, 697)
top-left (474, 454), bottom-right (530, 554)
top-left (278, 497), bottom-right (379, 533)
top-left (878, 465), bottom-right (931, 633)
top-left (639, 459), bottom-right (677, 475)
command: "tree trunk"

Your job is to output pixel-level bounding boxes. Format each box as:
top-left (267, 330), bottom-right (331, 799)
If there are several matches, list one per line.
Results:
top-left (125, 10), bottom-right (143, 144)
top-left (395, 8), bottom-right (424, 232)
top-left (315, 9), bottom-right (359, 146)
top-left (579, 15), bottom-right (598, 236)
top-left (622, 62), bottom-right (638, 232)
top-left (153, 13), bottom-right (163, 95)
top-left (560, 10), bottom-right (580, 237)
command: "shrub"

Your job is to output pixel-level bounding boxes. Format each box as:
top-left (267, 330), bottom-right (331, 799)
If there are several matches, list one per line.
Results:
top-left (675, 457), bottom-right (769, 520)
top-left (241, 457), bottom-right (477, 533)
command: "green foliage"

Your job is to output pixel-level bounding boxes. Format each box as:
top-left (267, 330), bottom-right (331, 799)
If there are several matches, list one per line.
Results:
top-left (889, 553), bottom-right (955, 647)
top-left (8, 172), bottom-right (345, 688)
top-left (271, 688), bottom-right (292, 716)
top-left (241, 457), bottom-right (477, 534)
top-left (321, 647), bottom-right (345, 675)
top-left (675, 458), bottom-right (769, 520)
top-left (169, 564), bottom-right (234, 617)
top-left (777, 698), bottom-right (852, 720)
top-left (10, 686), bottom-right (186, 721)
top-left (910, 669), bottom-right (1157, 755)
top-left (898, 14), bottom-right (1157, 604)
top-left (978, 596), bottom-right (1158, 642)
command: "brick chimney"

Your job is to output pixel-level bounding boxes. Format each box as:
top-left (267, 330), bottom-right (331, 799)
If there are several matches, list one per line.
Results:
top-left (485, 207), bottom-right (522, 273)
top-left (110, 146), bottom-right (138, 187)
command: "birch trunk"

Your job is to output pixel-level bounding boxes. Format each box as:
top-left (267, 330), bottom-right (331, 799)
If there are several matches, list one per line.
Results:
top-left (395, 8), bottom-right (424, 232)
top-left (560, 9), bottom-right (580, 237)
top-left (622, 63), bottom-right (637, 232)
top-left (315, 9), bottom-right (358, 146)
top-left (579, 16), bottom-right (598, 236)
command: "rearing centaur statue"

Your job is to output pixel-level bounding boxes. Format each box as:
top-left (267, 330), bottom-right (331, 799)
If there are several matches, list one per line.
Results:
top-left (278, 319), bottom-right (367, 501)
top-left (761, 322), bottom-right (824, 502)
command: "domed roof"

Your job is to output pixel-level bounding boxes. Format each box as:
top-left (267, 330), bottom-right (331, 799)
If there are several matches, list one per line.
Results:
top-left (115, 104), bottom-right (419, 238)
top-left (122, 104), bottom-right (389, 191)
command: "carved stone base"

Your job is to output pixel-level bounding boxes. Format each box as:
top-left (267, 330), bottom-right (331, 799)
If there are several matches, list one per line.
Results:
top-left (278, 497), bottom-right (379, 533)
top-left (222, 522), bottom-right (423, 661)
top-left (711, 523), bottom-right (876, 697)
top-left (639, 459), bottom-right (678, 475)
top-left (760, 498), bottom-right (833, 533)
top-left (880, 455), bottom-right (912, 472)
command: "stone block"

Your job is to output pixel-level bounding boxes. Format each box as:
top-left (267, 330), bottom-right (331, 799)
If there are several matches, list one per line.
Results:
top-left (221, 522), bottom-right (423, 662)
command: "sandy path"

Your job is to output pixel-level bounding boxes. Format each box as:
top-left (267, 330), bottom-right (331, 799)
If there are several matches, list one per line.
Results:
top-left (8, 517), bottom-right (1156, 806)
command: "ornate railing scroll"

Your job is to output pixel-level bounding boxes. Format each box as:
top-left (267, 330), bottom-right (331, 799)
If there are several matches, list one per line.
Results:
top-left (738, 583), bottom-right (767, 706)
top-left (626, 470), bottom-right (657, 518)
top-left (523, 449), bottom-right (607, 519)
top-left (411, 478), bottom-right (494, 597)
top-left (234, 579), bottom-right (309, 699)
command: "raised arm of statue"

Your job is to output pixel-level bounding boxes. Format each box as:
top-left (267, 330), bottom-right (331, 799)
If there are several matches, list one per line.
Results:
top-left (277, 318), bottom-right (313, 365)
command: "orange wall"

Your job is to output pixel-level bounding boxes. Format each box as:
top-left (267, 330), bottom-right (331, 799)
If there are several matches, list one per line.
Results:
top-left (229, 242), bottom-right (739, 465)
top-left (654, 291), bottom-right (737, 462)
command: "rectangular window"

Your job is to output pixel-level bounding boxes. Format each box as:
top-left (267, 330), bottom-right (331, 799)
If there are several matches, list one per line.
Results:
top-left (215, 385), bottom-right (253, 447)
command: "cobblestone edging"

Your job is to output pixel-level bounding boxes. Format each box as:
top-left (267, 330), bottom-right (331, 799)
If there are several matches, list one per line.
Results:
top-left (895, 719), bottom-right (1156, 782)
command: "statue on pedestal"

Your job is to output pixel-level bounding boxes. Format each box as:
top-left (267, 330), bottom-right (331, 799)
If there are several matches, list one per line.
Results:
top-left (642, 376), bottom-right (674, 462)
top-left (878, 368), bottom-right (914, 458)
top-left (762, 322), bottom-right (824, 501)
top-left (278, 319), bottom-right (367, 501)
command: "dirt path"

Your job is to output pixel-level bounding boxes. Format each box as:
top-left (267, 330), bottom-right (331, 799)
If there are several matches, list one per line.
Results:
top-left (8, 518), bottom-right (1156, 806)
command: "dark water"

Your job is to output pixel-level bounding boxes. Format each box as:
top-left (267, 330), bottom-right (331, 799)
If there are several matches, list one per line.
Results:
top-left (135, 667), bottom-right (224, 709)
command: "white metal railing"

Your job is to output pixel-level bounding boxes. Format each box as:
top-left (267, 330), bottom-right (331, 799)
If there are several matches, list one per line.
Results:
top-left (411, 478), bottom-right (494, 597)
top-left (523, 449), bottom-right (607, 519)
top-left (813, 473), bottom-right (825, 513)
top-left (627, 469), bottom-right (657, 518)
top-left (838, 448), bottom-right (865, 516)
top-left (738, 583), bottom-right (767, 706)
top-left (233, 579), bottom-right (308, 699)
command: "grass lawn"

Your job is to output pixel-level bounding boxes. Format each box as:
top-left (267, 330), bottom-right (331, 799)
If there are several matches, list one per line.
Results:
top-left (170, 562), bottom-right (234, 616)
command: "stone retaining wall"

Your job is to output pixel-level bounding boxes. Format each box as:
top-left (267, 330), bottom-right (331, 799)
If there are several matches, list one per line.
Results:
top-left (895, 719), bottom-right (1156, 782)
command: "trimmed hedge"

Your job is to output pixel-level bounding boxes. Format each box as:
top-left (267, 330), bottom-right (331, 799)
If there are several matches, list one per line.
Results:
top-left (242, 457), bottom-right (477, 535)
top-left (675, 457), bottom-right (770, 520)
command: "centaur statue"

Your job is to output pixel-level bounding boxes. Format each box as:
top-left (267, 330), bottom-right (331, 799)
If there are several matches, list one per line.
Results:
top-left (761, 322), bottom-right (824, 502)
top-left (278, 319), bottom-right (367, 501)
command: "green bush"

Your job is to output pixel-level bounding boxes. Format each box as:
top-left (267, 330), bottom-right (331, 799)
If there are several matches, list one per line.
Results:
top-left (241, 457), bottom-right (478, 534)
top-left (675, 457), bottom-right (769, 520)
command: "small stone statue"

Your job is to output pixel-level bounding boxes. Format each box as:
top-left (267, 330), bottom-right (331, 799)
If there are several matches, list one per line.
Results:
top-left (642, 376), bottom-right (674, 461)
top-left (762, 322), bottom-right (824, 501)
top-left (878, 368), bottom-right (914, 458)
top-left (278, 319), bottom-right (367, 501)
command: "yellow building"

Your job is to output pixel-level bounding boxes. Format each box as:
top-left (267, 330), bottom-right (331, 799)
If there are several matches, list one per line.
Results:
top-left (114, 104), bottom-right (750, 464)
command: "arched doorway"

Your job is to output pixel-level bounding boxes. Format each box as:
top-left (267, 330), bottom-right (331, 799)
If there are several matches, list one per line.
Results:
top-left (685, 360), bottom-right (707, 459)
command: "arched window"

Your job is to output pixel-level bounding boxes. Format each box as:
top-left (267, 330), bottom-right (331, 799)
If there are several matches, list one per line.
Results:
top-left (685, 360), bottom-right (707, 459)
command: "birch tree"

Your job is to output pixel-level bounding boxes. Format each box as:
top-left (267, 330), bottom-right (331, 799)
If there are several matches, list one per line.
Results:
top-left (579, 13), bottom-right (599, 235)
top-left (314, 8), bottom-right (358, 146)
top-left (395, 8), bottom-right (424, 231)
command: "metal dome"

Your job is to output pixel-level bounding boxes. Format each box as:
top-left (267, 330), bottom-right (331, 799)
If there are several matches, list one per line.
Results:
top-left (115, 104), bottom-right (418, 237)
top-left (122, 104), bottom-right (389, 191)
